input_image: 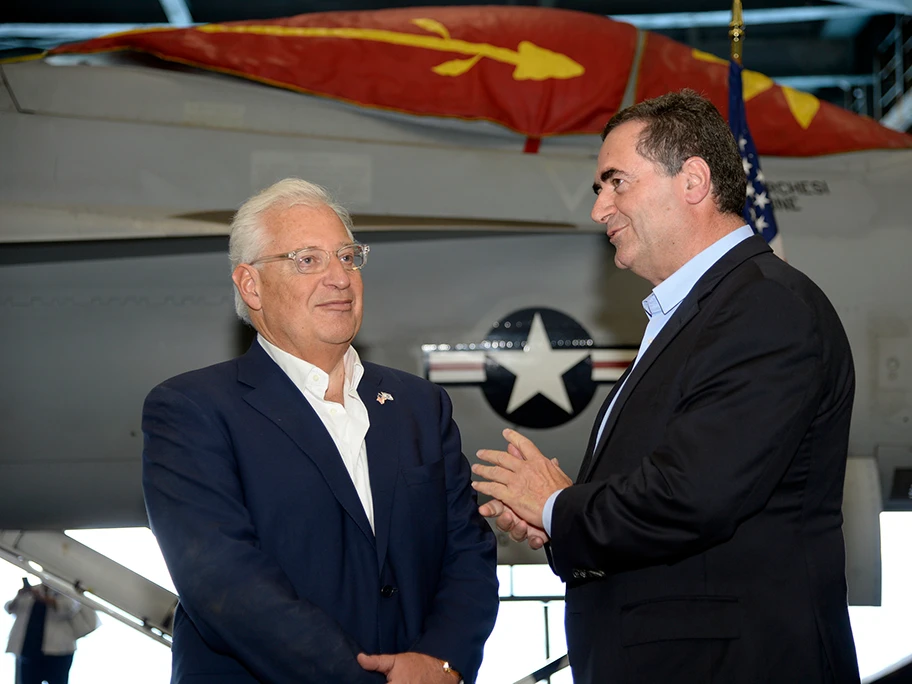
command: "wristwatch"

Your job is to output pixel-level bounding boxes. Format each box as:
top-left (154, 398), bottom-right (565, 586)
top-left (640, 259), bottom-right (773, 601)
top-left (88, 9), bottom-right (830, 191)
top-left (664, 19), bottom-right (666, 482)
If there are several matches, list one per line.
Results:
top-left (440, 660), bottom-right (463, 683)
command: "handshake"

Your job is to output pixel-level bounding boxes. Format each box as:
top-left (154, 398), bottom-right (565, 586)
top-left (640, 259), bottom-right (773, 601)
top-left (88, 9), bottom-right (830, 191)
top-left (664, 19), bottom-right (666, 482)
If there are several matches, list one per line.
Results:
top-left (471, 428), bottom-right (573, 550)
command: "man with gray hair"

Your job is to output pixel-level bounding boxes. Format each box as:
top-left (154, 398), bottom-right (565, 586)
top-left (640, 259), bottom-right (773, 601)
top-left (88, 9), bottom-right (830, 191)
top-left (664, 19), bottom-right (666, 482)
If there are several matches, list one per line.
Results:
top-left (142, 178), bottom-right (498, 683)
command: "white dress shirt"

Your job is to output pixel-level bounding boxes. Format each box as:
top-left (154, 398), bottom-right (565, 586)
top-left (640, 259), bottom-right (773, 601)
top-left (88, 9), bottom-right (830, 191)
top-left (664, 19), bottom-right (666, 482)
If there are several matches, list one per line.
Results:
top-left (258, 335), bottom-right (375, 532)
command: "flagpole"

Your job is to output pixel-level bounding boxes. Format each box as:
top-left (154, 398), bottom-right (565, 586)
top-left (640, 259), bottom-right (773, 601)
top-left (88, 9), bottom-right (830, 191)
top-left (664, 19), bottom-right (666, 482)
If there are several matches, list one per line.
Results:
top-left (729, 0), bottom-right (744, 66)
top-left (727, 0), bottom-right (785, 259)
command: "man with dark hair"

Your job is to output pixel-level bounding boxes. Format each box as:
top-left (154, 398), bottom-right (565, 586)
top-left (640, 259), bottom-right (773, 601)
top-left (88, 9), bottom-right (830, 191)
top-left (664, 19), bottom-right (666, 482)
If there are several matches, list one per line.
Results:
top-left (474, 90), bottom-right (860, 683)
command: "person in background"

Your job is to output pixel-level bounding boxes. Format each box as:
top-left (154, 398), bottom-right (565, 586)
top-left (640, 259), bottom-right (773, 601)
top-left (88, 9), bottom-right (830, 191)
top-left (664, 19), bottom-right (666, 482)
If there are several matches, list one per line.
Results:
top-left (142, 178), bottom-right (498, 683)
top-left (473, 90), bottom-right (860, 684)
top-left (5, 581), bottom-right (84, 684)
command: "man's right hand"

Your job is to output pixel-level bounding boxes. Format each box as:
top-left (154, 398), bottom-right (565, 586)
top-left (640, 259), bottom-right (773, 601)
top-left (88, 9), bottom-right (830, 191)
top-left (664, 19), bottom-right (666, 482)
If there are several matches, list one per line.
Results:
top-left (479, 498), bottom-right (549, 550)
top-left (357, 651), bottom-right (455, 683)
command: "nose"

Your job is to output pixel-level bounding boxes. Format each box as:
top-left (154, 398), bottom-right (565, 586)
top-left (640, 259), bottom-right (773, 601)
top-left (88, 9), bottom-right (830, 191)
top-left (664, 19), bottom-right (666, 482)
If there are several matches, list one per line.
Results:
top-left (322, 254), bottom-right (352, 288)
top-left (590, 189), bottom-right (616, 225)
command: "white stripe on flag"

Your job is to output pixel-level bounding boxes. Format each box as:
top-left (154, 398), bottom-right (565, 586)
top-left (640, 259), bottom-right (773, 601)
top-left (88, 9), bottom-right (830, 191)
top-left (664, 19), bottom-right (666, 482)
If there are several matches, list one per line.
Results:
top-left (427, 351), bottom-right (487, 383)
top-left (590, 349), bottom-right (637, 382)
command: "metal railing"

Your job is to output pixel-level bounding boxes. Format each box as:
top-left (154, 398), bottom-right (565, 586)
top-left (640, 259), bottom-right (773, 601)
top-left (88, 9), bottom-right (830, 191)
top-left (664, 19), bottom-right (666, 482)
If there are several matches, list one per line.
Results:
top-left (874, 15), bottom-right (912, 130)
top-left (512, 654), bottom-right (570, 684)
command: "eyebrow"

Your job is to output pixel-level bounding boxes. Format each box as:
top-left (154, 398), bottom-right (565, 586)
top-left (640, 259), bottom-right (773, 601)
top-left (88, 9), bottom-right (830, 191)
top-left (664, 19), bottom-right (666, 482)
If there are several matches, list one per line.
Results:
top-left (293, 242), bottom-right (356, 252)
top-left (592, 167), bottom-right (621, 194)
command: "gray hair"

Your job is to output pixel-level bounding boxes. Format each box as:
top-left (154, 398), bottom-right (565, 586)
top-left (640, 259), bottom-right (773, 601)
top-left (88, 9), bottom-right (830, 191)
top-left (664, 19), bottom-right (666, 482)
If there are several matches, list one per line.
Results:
top-left (228, 178), bottom-right (355, 324)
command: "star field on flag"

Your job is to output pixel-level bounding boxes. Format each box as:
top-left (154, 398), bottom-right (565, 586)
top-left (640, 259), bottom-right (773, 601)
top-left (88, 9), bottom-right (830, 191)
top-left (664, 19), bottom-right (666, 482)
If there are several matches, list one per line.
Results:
top-left (729, 61), bottom-right (784, 257)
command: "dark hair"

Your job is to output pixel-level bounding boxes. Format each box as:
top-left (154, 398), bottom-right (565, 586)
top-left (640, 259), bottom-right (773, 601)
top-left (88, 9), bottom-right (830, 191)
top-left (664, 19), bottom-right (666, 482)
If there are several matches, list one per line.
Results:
top-left (602, 89), bottom-right (746, 216)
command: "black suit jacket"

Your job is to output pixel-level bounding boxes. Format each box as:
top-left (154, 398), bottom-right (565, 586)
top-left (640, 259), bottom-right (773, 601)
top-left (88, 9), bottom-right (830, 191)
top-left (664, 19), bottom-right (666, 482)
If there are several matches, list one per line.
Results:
top-left (551, 236), bottom-right (860, 683)
top-left (142, 342), bottom-right (498, 683)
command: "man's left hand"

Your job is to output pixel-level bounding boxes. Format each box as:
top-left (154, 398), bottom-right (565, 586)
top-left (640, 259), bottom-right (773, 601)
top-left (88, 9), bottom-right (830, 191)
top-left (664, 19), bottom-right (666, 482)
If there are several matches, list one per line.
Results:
top-left (472, 428), bottom-right (572, 529)
top-left (479, 497), bottom-right (549, 549)
top-left (357, 652), bottom-right (456, 683)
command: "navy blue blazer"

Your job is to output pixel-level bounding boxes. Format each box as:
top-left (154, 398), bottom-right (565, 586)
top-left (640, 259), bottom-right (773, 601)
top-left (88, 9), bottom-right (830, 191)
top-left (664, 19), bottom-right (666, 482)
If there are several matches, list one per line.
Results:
top-left (142, 342), bottom-right (498, 683)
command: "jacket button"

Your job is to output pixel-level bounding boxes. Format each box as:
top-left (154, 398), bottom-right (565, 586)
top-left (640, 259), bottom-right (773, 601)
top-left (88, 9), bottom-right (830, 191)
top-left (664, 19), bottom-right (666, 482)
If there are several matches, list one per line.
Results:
top-left (380, 585), bottom-right (397, 598)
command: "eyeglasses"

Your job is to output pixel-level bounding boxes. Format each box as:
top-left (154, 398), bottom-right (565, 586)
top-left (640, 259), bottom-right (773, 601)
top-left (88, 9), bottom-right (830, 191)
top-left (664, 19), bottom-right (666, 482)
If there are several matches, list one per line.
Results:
top-left (250, 243), bottom-right (370, 275)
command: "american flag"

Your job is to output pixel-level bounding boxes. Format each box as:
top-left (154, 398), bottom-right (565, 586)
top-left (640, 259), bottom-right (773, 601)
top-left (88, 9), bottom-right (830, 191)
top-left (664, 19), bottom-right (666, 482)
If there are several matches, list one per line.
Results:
top-left (728, 61), bottom-right (785, 258)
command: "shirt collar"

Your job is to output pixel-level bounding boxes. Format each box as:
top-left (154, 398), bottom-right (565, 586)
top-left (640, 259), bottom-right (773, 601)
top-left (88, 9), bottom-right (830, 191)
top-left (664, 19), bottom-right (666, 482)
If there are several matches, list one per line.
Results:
top-left (643, 225), bottom-right (754, 318)
top-left (257, 334), bottom-right (363, 399)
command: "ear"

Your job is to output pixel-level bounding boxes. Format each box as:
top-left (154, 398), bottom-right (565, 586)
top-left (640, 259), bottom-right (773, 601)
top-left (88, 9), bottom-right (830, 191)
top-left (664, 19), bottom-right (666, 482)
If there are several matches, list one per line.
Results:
top-left (680, 156), bottom-right (712, 206)
top-left (232, 264), bottom-right (263, 313)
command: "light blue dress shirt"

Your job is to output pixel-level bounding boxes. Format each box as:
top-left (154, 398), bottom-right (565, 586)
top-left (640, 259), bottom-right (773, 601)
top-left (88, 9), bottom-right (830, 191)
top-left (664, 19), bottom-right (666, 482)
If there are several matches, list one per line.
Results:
top-left (541, 225), bottom-right (754, 535)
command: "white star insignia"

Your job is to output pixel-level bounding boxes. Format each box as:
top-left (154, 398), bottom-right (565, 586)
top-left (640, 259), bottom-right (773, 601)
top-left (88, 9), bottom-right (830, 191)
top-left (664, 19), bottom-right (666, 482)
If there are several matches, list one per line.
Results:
top-left (746, 182), bottom-right (756, 198)
top-left (742, 157), bottom-right (753, 175)
top-left (755, 215), bottom-right (769, 231)
top-left (487, 312), bottom-right (589, 414)
top-left (739, 136), bottom-right (747, 151)
top-left (754, 191), bottom-right (770, 210)
top-left (756, 169), bottom-right (765, 183)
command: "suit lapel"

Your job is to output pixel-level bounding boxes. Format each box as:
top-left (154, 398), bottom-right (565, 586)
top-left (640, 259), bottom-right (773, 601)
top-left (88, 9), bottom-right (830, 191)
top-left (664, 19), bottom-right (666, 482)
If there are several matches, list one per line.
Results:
top-left (580, 302), bottom-right (697, 480)
top-left (359, 364), bottom-right (399, 571)
top-left (237, 343), bottom-right (375, 544)
top-left (575, 363), bottom-right (633, 482)
top-left (580, 235), bottom-right (773, 482)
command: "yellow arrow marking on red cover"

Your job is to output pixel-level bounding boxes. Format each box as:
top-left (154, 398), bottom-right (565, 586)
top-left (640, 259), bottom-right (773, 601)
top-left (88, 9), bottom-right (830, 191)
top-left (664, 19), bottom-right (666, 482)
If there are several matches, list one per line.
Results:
top-left (780, 86), bottom-right (820, 130)
top-left (197, 18), bottom-right (585, 81)
top-left (692, 49), bottom-right (820, 129)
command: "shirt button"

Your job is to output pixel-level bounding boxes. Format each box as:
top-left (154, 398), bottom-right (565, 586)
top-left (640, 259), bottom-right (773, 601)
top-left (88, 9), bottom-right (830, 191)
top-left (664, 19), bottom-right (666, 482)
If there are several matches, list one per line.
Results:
top-left (380, 585), bottom-right (397, 598)
top-left (312, 375), bottom-right (320, 382)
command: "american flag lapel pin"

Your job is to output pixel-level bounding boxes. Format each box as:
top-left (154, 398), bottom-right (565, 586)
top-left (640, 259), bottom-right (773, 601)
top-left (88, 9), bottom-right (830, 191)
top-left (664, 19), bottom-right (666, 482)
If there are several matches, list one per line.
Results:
top-left (376, 391), bottom-right (394, 405)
